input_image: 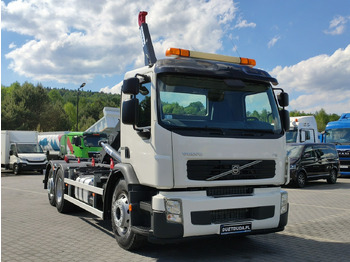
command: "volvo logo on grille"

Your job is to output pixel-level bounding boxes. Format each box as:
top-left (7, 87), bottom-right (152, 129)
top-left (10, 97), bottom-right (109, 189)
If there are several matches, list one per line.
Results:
top-left (206, 160), bottom-right (262, 181)
top-left (232, 165), bottom-right (240, 175)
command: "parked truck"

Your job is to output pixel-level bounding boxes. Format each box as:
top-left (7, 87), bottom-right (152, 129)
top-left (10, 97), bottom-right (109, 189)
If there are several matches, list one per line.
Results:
top-left (321, 113), bottom-right (350, 176)
top-left (1, 130), bottom-right (47, 175)
top-left (38, 131), bottom-right (107, 160)
top-left (43, 12), bottom-right (290, 250)
top-left (38, 131), bottom-right (69, 160)
top-left (286, 116), bottom-right (319, 143)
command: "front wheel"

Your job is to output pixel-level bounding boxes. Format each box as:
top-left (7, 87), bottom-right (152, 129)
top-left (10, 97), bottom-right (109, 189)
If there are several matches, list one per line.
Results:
top-left (327, 169), bottom-right (337, 184)
top-left (296, 172), bottom-right (306, 188)
top-left (111, 179), bottom-right (145, 250)
top-left (13, 164), bottom-right (19, 175)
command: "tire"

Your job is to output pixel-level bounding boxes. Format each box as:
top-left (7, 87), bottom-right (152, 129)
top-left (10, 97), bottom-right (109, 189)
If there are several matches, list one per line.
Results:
top-left (111, 179), bottom-right (145, 250)
top-left (13, 164), bottom-right (19, 175)
top-left (55, 169), bottom-right (74, 213)
top-left (296, 172), bottom-right (306, 188)
top-left (327, 169), bottom-right (337, 184)
top-left (47, 169), bottom-right (56, 206)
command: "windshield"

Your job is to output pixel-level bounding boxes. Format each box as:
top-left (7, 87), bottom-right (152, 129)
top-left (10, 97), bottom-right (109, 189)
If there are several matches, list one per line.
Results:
top-left (286, 129), bottom-right (297, 143)
top-left (157, 75), bottom-right (282, 136)
top-left (325, 128), bottom-right (350, 145)
top-left (83, 134), bottom-right (107, 147)
top-left (286, 145), bottom-right (303, 158)
top-left (17, 144), bottom-right (43, 153)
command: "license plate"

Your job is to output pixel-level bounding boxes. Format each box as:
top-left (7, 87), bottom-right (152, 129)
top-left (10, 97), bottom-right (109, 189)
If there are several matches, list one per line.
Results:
top-left (220, 223), bottom-right (252, 235)
top-left (340, 165), bottom-right (348, 169)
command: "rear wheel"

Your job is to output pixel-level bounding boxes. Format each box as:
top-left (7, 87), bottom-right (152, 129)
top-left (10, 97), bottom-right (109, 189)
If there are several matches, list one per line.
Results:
top-left (47, 169), bottom-right (56, 206)
top-left (111, 179), bottom-right (145, 250)
top-left (296, 172), bottom-right (306, 188)
top-left (327, 169), bottom-right (337, 184)
top-left (55, 169), bottom-right (74, 213)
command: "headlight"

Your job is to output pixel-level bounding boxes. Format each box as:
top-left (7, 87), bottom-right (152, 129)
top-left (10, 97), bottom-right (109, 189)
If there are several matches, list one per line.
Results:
top-left (290, 164), bottom-right (296, 170)
top-left (280, 191), bottom-right (288, 215)
top-left (165, 199), bottom-right (182, 223)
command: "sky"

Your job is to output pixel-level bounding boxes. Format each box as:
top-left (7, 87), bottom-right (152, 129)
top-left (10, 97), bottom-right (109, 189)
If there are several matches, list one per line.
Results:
top-left (1, 0), bottom-right (350, 115)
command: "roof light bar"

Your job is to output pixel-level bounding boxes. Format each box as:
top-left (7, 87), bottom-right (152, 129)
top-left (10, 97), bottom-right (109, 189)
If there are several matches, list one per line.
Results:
top-left (165, 47), bottom-right (256, 67)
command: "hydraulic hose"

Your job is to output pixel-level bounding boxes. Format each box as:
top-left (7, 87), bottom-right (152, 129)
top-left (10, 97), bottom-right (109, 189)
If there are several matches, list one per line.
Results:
top-left (100, 142), bottom-right (121, 163)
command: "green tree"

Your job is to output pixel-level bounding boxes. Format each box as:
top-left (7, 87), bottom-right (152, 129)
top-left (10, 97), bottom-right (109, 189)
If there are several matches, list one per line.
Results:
top-left (63, 102), bottom-right (77, 130)
top-left (1, 82), bottom-right (50, 130)
top-left (48, 89), bottom-right (64, 105)
top-left (1, 81), bottom-right (119, 131)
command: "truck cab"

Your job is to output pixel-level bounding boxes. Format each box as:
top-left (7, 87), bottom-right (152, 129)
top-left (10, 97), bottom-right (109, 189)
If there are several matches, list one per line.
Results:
top-left (119, 47), bottom-right (289, 243)
top-left (59, 132), bottom-right (108, 159)
top-left (286, 116), bottom-right (319, 143)
top-left (322, 113), bottom-right (350, 176)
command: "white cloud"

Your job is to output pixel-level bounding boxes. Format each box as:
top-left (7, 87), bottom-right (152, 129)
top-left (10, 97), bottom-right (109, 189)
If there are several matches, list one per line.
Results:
top-left (267, 36), bottom-right (280, 48)
top-left (2, 0), bottom-right (237, 85)
top-left (270, 44), bottom-right (350, 114)
top-left (100, 81), bottom-right (122, 94)
top-left (324, 15), bottom-right (349, 35)
top-left (9, 42), bottom-right (16, 49)
top-left (234, 17), bottom-right (256, 29)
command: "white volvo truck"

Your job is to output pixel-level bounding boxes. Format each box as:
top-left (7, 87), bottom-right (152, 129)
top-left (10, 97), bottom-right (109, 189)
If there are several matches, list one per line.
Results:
top-left (43, 12), bottom-right (290, 250)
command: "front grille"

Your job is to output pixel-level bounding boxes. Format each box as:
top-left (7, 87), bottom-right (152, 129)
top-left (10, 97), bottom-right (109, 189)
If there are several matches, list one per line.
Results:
top-left (187, 160), bottom-right (275, 181)
top-left (191, 206), bottom-right (275, 225)
top-left (340, 160), bottom-right (350, 165)
top-left (338, 150), bottom-right (350, 157)
top-left (207, 186), bottom-right (253, 197)
top-left (340, 160), bottom-right (350, 172)
top-left (27, 159), bottom-right (46, 163)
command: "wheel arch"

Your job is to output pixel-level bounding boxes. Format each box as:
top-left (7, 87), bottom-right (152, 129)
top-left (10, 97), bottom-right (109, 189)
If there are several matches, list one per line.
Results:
top-left (103, 163), bottom-right (139, 220)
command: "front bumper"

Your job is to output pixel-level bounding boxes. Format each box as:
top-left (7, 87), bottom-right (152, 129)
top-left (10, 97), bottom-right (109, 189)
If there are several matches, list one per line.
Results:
top-left (145, 187), bottom-right (288, 242)
top-left (18, 163), bottom-right (47, 172)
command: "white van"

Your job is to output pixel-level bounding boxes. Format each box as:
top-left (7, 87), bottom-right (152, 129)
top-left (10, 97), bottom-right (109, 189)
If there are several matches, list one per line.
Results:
top-left (1, 130), bottom-right (47, 175)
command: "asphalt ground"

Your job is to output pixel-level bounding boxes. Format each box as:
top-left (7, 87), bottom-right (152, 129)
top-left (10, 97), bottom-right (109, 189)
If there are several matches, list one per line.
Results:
top-left (2, 170), bottom-right (350, 261)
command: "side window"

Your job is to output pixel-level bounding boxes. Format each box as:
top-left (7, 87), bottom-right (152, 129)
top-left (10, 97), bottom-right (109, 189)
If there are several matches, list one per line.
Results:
top-left (245, 92), bottom-right (273, 124)
top-left (321, 146), bottom-right (336, 159)
top-left (303, 146), bottom-right (315, 159)
top-left (314, 147), bottom-right (324, 158)
top-left (136, 82), bottom-right (151, 128)
top-left (305, 131), bottom-right (311, 141)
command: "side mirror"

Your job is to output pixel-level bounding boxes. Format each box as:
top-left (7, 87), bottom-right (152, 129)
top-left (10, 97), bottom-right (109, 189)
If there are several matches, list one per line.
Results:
top-left (280, 109), bottom-right (290, 131)
top-left (278, 92), bottom-right (289, 107)
top-left (122, 77), bottom-right (140, 95)
top-left (122, 99), bottom-right (139, 125)
top-left (303, 152), bottom-right (311, 158)
top-left (74, 136), bottom-right (81, 147)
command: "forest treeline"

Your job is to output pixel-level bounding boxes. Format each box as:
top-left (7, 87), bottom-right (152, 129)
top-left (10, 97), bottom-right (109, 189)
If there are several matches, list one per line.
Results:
top-left (1, 82), bottom-right (120, 131)
top-left (1, 82), bottom-right (340, 132)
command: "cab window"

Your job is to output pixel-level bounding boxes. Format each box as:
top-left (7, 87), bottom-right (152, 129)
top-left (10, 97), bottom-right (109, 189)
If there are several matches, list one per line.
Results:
top-left (136, 82), bottom-right (151, 128)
